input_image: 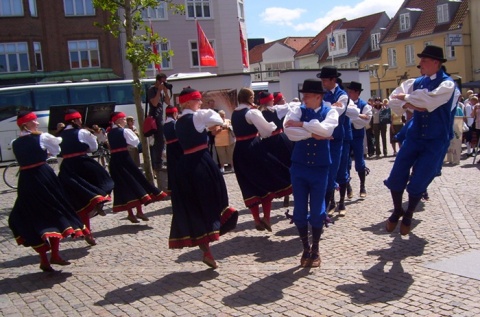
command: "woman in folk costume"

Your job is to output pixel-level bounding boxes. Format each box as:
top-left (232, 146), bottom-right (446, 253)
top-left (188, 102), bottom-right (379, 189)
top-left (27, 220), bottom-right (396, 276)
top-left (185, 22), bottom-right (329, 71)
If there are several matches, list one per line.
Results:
top-left (163, 105), bottom-right (183, 195)
top-left (231, 88), bottom-right (292, 232)
top-left (107, 112), bottom-right (167, 223)
top-left (8, 111), bottom-right (90, 272)
top-left (168, 88), bottom-right (238, 269)
top-left (58, 109), bottom-right (114, 246)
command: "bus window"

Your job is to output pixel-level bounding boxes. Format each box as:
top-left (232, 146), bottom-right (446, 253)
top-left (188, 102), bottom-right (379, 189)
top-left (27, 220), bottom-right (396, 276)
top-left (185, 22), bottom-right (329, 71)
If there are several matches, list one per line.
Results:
top-left (69, 86), bottom-right (109, 104)
top-left (109, 84), bottom-right (134, 105)
top-left (0, 90), bottom-right (32, 121)
top-left (33, 87), bottom-right (69, 111)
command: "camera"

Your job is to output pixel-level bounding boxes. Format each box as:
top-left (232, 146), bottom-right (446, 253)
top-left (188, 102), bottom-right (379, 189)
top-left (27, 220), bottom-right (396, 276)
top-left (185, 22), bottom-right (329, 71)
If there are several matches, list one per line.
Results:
top-left (164, 82), bottom-right (173, 90)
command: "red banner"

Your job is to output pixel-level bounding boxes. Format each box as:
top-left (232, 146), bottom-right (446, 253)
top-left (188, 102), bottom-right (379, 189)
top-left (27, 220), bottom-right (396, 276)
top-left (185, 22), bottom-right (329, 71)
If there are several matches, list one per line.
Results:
top-left (239, 22), bottom-right (249, 67)
top-left (150, 20), bottom-right (161, 72)
top-left (196, 20), bottom-right (217, 67)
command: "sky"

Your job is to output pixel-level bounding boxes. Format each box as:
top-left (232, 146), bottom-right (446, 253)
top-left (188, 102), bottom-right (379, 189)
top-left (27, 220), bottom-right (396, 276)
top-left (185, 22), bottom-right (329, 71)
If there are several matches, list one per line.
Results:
top-left (244, 0), bottom-right (404, 43)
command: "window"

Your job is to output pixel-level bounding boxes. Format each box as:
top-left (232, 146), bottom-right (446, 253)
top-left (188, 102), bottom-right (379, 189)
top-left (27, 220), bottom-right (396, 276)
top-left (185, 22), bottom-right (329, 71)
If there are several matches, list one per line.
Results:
top-left (64, 0), bottom-right (94, 16)
top-left (338, 34), bottom-right (347, 50)
top-left (446, 45), bottom-right (455, 59)
top-left (399, 13), bottom-right (410, 31)
top-left (387, 48), bottom-right (397, 67)
top-left (28, 0), bottom-right (36, 16)
top-left (237, 0), bottom-right (244, 20)
top-left (371, 33), bottom-right (380, 51)
top-left (186, 0), bottom-right (211, 19)
top-left (437, 3), bottom-right (449, 24)
top-left (253, 67), bottom-right (261, 80)
top-left (405, 44), bottom-right (415, 65)
top-left (142, 2), bottom-right (167, 20)
top-left (189, 40), bottom-right (215, 67)
top-left (0, 42), bottom-right (29, 73)
top-left (264, 61), bottom-right (293, 79)
top-left (68, 40), bottom-right (100, 69)
top-left (0, 0), bottom-right (23, 16)
top-left (33, 42), bottom-right (43, 71)
top-left (146, 41), bottom-right (172, 70)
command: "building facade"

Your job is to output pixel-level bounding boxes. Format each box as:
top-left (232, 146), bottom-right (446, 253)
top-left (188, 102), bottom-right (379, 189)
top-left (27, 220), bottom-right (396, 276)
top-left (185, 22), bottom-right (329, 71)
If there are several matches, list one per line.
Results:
top-left (0, 0), bottom-right (123, 86)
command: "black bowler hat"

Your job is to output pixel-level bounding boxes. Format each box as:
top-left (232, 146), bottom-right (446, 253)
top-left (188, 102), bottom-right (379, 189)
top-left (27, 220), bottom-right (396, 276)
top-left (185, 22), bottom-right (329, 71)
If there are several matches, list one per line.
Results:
top-left (347, 81), bottom-right (363, 92)
top-left (299, 78), bottom-right (326, 94)
top-left (417, 45), bottom-right (447, 63)
top-left (316, 66), bottom-right (341, 79)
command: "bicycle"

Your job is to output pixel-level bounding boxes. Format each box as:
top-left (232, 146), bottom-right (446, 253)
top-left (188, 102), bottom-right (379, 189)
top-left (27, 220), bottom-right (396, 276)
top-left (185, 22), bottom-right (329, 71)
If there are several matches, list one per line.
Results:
top-left (94, 143), bottom-right (111, 168)
top-left (3, 157), bottom-right (59, 190)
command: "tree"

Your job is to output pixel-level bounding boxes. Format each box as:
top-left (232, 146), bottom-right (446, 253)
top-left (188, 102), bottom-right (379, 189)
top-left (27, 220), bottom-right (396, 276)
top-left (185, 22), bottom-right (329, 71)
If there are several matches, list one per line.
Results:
top-left (92, 0), bottom-right (184, 183)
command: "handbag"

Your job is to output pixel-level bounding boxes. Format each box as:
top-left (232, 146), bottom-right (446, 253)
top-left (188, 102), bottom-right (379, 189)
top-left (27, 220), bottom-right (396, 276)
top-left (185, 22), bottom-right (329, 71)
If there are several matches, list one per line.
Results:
top-left (143, 116), bottom-right (157, 137)
top-left (379, 108), bottom-right (391, 125)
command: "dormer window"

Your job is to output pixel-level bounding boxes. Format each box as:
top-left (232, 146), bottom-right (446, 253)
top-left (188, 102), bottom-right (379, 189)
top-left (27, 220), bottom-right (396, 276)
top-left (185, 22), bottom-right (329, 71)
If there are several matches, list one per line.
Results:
top-left (399, 13), bottom-right (411, 31)
top-left (437, 3), bottom-right (449, 23)
top-left (371, 33), bottom-right (380, 51)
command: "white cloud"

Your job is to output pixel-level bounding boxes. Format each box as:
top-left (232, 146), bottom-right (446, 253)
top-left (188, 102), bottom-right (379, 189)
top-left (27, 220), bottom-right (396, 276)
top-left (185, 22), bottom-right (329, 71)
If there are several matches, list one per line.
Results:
top-left (260, 7), bottom-right (307, 27)
top-left (258, 0), bottom-right (403, 35)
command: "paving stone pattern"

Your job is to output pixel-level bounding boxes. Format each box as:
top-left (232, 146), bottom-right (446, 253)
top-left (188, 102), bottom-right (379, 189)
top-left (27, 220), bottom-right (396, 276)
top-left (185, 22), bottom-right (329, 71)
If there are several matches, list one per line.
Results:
top-left (0, 153), bottom-right (479, 316)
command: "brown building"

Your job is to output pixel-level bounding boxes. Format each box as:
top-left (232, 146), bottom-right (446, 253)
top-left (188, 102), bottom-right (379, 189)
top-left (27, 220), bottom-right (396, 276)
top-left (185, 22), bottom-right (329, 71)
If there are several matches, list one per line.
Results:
top-left (0, 0), bottom-right (123, 86)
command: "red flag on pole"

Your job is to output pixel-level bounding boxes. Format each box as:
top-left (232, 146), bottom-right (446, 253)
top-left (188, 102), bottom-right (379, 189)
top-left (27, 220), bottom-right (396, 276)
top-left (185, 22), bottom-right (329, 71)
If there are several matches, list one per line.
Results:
top-left (150, 20), bottom-right (161, 72)
top-left (239, 22), bottom-right (249, 67)
top-left (196, 20), bottom-right (217, 67)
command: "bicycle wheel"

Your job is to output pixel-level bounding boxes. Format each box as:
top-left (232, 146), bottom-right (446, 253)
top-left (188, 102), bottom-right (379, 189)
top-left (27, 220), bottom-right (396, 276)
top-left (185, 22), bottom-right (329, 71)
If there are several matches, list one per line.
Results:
top-left (47, 157), bottom-right (59, 174)
top-left (3, 162), bottom-right (20, 189)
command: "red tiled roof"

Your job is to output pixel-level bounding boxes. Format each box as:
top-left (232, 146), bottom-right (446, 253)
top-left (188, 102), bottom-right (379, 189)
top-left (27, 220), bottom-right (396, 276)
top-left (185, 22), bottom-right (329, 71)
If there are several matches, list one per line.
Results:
top-left (249, 37), bottom-right (313, 64)
top-left (318, 12), bottom-right (389, 63)
top-left (295, 20), bottom-right (345, 57)
top-left (382, 0), bottom-right (469, 43)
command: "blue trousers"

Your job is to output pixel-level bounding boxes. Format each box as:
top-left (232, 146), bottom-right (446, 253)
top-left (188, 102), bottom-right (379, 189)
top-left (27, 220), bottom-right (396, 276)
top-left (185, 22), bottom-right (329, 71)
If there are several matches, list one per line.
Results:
top-left (291, 163), bottom-right (328, 228)
top-left (336, 140), bottom-right (351, 185)
top-left (327, 139), bottom-right (343, 191)
top-left (384, 137), bottom-right (449, 196)
top-left (350, 136), bottom-right (366, 172)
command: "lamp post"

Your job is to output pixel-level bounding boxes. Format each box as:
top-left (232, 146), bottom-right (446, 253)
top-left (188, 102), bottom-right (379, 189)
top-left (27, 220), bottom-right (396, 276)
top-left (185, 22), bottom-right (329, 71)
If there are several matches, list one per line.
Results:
top-left (369, 63), bottom-right (389, 99)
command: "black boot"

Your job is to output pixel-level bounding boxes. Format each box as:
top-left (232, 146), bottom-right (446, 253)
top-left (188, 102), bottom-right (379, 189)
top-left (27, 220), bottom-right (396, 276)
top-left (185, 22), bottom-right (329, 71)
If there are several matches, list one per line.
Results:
top-left (400, 194), bottom-right (422, 235)
top-left (310, 226), bottom-right (322, 268)
top-left (386, 190), bottom-right (404, 232)
top-left (338, 183), bottom-right (347, 217)
top-left (358, 170), bottom-right (367, 198)
top-left (297, 226), bottom-right (310, 267)
top-left (346, 182), bottom-right (353, 199)
top-left (325, 190), bottom-right (336, 216)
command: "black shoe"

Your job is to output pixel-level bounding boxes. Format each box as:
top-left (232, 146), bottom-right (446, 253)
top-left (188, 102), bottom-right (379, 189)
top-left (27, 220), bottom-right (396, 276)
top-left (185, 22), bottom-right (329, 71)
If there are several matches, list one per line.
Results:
top-left (360, 187), bottom-right (367, 198)
top-left (338, 203), bottom-right (346, 217)
top-left (346, 183), bottom-right (353, 199)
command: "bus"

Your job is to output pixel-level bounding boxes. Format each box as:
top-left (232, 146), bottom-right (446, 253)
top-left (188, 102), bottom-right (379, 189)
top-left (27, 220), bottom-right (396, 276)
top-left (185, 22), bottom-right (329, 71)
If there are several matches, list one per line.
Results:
top-left (0, 79), bottom-right (155, 162)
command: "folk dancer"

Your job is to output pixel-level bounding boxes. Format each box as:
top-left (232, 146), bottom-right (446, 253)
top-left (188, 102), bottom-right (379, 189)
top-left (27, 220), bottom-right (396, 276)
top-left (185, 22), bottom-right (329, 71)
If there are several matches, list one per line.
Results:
top-left (384, 45), bottom-right (456, 235)
top-left (284, 79), bottom-right (338, 267)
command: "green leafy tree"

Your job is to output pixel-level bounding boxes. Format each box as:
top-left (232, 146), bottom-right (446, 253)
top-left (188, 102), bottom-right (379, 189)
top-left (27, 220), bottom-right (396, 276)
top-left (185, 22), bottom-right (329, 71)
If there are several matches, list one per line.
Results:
top-left (92, 0), bottom-right (184, 183)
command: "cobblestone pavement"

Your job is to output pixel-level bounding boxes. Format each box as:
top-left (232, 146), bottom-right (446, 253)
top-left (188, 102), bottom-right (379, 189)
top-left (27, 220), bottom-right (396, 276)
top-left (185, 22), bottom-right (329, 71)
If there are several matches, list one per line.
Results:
top-left (1, 152), bottom-right (480, 317)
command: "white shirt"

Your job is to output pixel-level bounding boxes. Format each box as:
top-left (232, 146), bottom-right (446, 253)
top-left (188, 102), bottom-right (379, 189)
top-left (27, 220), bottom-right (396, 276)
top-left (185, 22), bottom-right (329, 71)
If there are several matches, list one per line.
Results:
top-left (283, 104), bottom-right (339, 141)
top-left (181, 108), bottom-right (223, 133)
top-left (64, 125), bottom-right (98, 152)
top-left (351, 100), bottom-right (373, 129)
top-left (235, 104), bottom-right (276, 138)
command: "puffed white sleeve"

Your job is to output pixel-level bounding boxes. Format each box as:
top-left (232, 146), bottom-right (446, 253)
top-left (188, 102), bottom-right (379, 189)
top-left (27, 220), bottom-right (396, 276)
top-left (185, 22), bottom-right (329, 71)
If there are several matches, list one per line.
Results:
top-left (404, 80), bottom-right (456, 112)
top-left (275, 104), bottom-right (290, 120)
top-left (40, 133), bottom-right (62, 156)
top-left (78, 129), bottom-right (98, 152)
top-left (389, 78), bottom-right (415, 116)
top-left (302, 108), bottom-right (339, 137)
top-left (124, 128), bottom-right (140, 147)
top-left (246, 108), bottom-right (276, 138)
top-left (193, 109), bottom-right (223, 132)
top-left (345, 99), bottom-right (360, 119)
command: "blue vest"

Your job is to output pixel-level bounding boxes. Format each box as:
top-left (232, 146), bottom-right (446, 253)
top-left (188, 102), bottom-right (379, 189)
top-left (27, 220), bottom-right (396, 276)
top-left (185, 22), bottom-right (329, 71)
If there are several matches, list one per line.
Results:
top-left (175, 113), bottom-right (208, 150)
top-left (409, 70), bottom-right (455, 141)
top-left (352, 99), bottom-right (368, 139)
top-left (107, 127), bottom-right (128, 150)
top-left (163, 120), bottom-right (177, 143)
top-left (13, 134), bottom-right (48, 167)
top-left (231, 108), bottom-right (258, 138)
top-left (262, 109), bottom-right (283, 131)
top-left (323, 86), bottom-right (347, 141)
top-left (60, 128), bottom-right (89, 156)
top-left (291, 104), bottom-right (331, 167)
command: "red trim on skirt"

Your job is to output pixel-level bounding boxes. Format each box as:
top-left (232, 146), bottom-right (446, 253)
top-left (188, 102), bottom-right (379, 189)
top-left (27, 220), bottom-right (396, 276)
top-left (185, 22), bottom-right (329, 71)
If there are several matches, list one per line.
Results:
top-left (168, 232), bottom-right (220, 249)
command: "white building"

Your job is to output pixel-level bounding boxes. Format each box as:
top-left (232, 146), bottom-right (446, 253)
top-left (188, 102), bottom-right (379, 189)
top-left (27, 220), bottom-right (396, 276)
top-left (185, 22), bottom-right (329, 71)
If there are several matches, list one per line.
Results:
top-left (121, 0), bottom-right (248, 79)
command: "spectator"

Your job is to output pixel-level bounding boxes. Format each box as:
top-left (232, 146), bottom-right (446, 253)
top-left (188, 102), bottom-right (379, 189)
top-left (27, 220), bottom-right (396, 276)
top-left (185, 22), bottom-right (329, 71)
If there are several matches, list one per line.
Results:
top-left (214, 110), bottom-right (235, 173)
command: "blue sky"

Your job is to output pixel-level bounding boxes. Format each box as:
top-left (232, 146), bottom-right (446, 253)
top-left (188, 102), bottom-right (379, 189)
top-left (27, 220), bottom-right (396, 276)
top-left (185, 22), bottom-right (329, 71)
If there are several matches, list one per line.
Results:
top-left (244, 0), bottom-right (404, 43)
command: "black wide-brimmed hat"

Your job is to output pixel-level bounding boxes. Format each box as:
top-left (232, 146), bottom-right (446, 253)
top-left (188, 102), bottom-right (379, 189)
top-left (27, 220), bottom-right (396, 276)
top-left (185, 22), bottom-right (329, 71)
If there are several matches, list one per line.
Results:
top-left (317, 66), bottom-right (341, 79)
top-left (417, 45), bottom-right (447, 63)
top-left (299, 79), bottom-right (326, 94)
top-left (347, 81), bottom-right (363, 92)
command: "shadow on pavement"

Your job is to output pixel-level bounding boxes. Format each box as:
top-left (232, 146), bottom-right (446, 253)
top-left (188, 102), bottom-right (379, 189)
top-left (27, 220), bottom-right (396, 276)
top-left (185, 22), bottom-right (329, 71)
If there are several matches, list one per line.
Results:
top-left (94, 270), bottom-right (219, 306)
top-left (0, 271), bottom-right (72, 294)
top-left (91, 224), bottom-right (154, 239)
top-left (222, 266), bottom-right (309, 306)
top-left (336, 233), bottom-right (427, 304)
top-left (0, 246), bottom-right (90, 269)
